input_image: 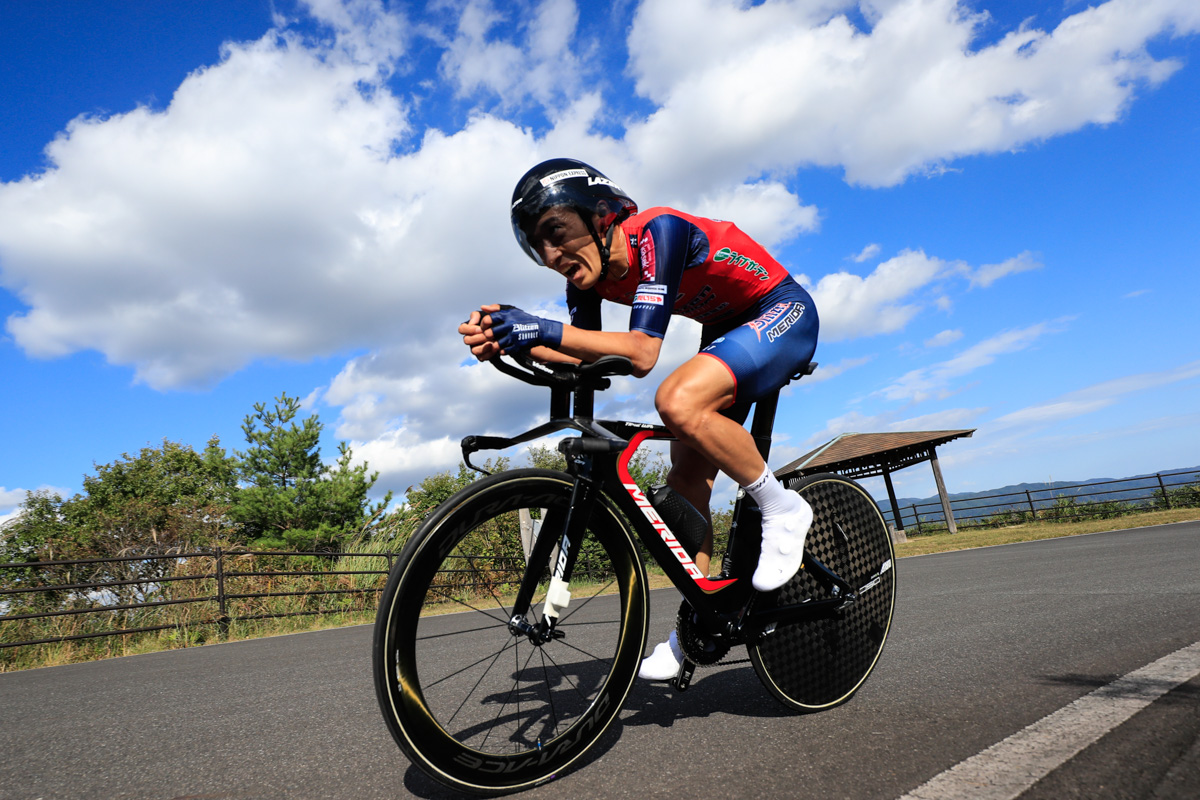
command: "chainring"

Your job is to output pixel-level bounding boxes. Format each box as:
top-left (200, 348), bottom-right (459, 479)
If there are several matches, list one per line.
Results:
top-left (676, 600), bottom-right (732, 666)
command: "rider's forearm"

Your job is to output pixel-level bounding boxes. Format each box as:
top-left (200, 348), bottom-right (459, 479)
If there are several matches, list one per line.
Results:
top-left (555, 326), bottom-right (662, 377)
top-left (530, 346), bottom-right (579, 364)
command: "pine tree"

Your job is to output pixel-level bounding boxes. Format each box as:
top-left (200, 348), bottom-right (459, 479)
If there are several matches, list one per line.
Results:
top-left (230, 393), bottom-right (390, 550)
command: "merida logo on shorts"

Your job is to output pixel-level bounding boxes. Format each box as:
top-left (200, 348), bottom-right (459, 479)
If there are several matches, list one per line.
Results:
top-left (748, 302), bottom-right (805, 342)
top-left (713, 247), bottom-right (770, 281)
top-left (767, 304), bottom-right (805, 342)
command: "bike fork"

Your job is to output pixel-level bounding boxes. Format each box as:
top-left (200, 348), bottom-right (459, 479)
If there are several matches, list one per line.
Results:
top-left (508, 456), bottom-right (600, 644)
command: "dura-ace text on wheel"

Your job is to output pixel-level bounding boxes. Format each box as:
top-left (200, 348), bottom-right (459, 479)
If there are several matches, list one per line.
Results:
top-left (749, 473), bottom-right (896, 711)
top-left (373, 470), bottom-right (649, 795)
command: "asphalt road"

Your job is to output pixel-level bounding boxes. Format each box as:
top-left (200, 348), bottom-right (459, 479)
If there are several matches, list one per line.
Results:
top-left (2, 521), bottom-right (1197, 800)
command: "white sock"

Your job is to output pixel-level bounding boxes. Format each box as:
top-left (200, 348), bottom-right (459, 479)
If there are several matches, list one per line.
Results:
top-left (743, 466), bottom-right (801, 519)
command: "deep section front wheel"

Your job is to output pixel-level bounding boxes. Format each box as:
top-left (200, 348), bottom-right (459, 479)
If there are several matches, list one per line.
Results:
top-left (748, 473), bottom-right (896, 712)
top-left (373, 469), bottom-right (648, 795)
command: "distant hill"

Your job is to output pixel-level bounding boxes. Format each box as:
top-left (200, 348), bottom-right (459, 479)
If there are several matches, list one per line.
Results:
top-left (876, 465), bottom-right (1200, 524)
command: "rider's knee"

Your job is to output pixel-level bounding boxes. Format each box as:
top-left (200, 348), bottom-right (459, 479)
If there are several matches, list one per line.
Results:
top-left (655, 381), bottom-right (699, 439)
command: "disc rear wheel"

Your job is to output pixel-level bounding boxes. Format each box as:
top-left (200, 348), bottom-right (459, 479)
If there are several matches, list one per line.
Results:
top-left (748, 473), bottom-right (896, 712)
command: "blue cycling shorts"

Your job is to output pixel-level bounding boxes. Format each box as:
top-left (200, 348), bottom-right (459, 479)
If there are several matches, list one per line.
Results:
top-left (698, 277), bottom-right (818, 412)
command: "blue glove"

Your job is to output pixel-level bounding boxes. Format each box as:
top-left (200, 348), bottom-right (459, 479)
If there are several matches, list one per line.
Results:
top-left (490, 307), bottom-right (564, 353)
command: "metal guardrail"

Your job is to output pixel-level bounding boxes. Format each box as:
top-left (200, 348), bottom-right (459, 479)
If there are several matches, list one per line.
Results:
top-left (0, 549), bottom-right (398, 652)
top-left (896, 469), bottom-right (1200, 534)
top-left (0, 546), bottom-right (615, 656)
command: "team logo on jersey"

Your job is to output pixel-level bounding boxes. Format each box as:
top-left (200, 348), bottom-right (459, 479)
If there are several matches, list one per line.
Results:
top-left (639, 233), bottom-right (657, 282)
top-left (713, 247), bottom-right (770, 281)
top-left (748, 302), bottom-right (806, 342)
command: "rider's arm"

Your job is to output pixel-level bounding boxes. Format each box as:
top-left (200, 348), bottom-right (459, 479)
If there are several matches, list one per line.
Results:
top-left (549, 214), bottom-right (690, 376)
top-left (551, 280), bottom-right (663, 375)
top-left (548, 327), bottom-right (662, 377)
top-left (553, 213), bottom-right (689, 375)
top-left (463, 307), bottom-right (663, 375)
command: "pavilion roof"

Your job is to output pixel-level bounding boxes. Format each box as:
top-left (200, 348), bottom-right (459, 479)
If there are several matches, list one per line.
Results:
top-left (775, 429), bottom-right (975, 481)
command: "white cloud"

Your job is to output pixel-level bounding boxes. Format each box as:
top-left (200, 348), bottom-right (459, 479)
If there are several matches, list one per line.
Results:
top-left (625, 0), bottom-right (1200, 187)
top-left (969, 251), bottom-right (1041, 288)
top-left (882, 318), bottom-right (1072, 403)
top-left (808, 249), bottom-right (957, 341)
top-left (989, 359), bottom-right (1200, 431)
top-left (688, 181), bottom-right (819, 249)
top-left (301, 0), bottom-right (408, 67)
top-left (0, 488), bottom-right (28, 511)
top-left (851, 243), bottom-right (881, 263)
top-left (437, 0), bottom-right (585, 107)
top-left (0, 11), bottom-right (571, 390)
top-left (803, 355), bottom-right (874, 383)
top-left (924, 329), bottom-right (963, 348)
top-left (0, 485), bottom-right (74, 522)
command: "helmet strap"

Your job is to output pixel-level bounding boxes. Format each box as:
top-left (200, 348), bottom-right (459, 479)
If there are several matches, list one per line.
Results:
top-left (582, 212), bottom-right (620, 281)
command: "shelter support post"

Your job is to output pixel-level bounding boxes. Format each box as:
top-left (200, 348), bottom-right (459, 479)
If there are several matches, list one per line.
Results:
top-left (881, 465), bottom-right (905, 538)
top-left (929, 448), bottom-right (958, 534)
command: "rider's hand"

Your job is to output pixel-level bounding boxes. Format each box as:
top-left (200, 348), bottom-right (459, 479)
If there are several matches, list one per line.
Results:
top-left (490, 306), bottom-right (564, 354)
top-left (459, 304), bottom-right (502, 361)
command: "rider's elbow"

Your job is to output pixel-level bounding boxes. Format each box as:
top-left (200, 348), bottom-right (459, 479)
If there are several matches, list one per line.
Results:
top-left (628, 332), bottom-right (662, 377)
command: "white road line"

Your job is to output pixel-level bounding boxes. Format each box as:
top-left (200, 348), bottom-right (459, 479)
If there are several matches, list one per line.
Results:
top-left (898, 640), bottom-right (1200, 800)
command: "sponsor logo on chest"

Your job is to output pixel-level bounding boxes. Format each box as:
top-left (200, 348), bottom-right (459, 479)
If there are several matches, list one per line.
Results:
top-left (713, 246), bottom-right (770, 281)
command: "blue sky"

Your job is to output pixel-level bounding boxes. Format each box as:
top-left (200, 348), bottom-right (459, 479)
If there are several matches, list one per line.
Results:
top-left (2, 0), bottom-right (1199, 524)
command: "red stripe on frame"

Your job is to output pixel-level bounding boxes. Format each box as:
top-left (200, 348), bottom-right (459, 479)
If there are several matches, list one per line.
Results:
top-left (617, 429), bottom-right (738, 592)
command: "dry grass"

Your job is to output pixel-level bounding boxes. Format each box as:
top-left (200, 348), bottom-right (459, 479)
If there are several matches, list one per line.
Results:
top-left (893, 507), bottom-right (1200, 557)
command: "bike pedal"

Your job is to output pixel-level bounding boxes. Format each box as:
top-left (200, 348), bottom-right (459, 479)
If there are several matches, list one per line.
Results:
top-left (672, 658), bottom-right (697, 692)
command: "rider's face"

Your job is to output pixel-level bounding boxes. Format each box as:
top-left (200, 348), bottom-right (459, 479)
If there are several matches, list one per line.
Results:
top-left (529, 207), bottom-right (602, 289)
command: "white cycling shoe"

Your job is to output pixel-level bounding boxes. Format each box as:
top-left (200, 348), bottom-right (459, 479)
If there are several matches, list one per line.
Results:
top-left (638, 630), bottom-right (683, 681)
top-left (752, 496), bottom-right (813, 592)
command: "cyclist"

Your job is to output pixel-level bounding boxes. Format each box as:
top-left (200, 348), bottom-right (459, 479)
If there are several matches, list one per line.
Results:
top-left (459, 158), bottom-right (819, 681)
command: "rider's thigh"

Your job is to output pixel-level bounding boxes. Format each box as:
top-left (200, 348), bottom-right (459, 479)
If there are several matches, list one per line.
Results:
top-left (699, 286), bottom-right (818, 404)
top-left (654, 354), bottom-right (738, 430)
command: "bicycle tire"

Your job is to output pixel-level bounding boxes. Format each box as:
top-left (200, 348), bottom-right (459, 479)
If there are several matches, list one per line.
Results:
top-left (373, 469), bottom-right (648, 795)
top-left (748, 473), bottom-right (896, 712)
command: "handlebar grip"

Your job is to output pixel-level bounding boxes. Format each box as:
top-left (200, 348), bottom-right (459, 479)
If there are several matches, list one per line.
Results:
top-left (462, 434), bottom-right (513, 452)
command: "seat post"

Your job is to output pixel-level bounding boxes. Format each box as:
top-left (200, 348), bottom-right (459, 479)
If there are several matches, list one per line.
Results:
top-left (748, 390), bottom-right (781, 463)
top-left (749, 361), bottom-right (816, 463)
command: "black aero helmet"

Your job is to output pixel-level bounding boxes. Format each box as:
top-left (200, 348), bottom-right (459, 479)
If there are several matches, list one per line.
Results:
top-left (510, 158), bottom-right (638, 273)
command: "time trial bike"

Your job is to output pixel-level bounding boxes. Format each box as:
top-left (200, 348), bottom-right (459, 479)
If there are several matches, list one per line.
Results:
top-left (373, 352), bottom-right (896, 795)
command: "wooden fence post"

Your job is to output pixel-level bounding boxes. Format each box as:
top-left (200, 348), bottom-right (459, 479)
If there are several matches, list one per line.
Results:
top-left (1026, 490), bottom-right (1037, 519)
top-left (911, 505), bottom-right (922, 535)
top-left (1157, 473), bottom-right (1171, 509)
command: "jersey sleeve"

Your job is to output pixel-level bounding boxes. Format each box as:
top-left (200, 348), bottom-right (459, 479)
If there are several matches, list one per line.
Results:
top-left (629, 213), bottom-right (692, 338)
top-left (566, 281), bottom-right (602, 331)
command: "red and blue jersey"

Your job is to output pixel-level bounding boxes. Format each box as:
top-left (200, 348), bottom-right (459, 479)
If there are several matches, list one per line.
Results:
top-left (566, 207), bottom-right (793, 337)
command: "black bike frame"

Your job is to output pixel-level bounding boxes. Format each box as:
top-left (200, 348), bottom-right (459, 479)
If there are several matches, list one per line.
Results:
top-left (462, 356), bottom-right (851, 645)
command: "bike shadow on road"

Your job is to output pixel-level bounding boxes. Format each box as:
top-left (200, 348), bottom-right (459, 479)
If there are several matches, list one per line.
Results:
top-left (618, 662), bottom-right (799, 728)
top-left (397, 664), bottom-right (796, 798)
